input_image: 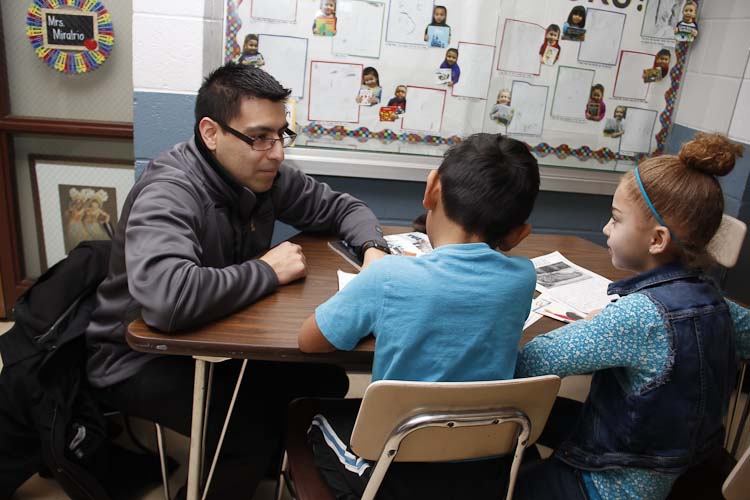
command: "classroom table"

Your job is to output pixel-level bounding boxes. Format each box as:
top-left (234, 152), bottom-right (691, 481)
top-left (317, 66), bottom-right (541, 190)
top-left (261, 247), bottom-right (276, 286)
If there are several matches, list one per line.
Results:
top-left (127, 227), bottom-right (631, 500)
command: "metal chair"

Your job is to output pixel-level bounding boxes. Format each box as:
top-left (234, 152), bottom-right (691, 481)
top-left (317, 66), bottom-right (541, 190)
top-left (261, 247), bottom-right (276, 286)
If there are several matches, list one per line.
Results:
top-left (278, 375), bottom-right (561, 500)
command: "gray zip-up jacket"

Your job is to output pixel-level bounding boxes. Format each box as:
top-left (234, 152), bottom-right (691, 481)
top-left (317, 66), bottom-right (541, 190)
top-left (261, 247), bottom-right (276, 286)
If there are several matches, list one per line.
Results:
top-left (86, 136), bottom-right (386, 388)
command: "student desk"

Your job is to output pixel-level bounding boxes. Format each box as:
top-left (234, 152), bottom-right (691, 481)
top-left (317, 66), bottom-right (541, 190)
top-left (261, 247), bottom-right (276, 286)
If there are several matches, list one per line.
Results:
top-left (127, 227), bottom-right (630, 500)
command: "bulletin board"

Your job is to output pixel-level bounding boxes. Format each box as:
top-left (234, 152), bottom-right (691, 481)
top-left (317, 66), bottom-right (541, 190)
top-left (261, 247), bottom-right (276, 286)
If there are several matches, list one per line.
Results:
top-left (223, 0), bottom-right (697, 171)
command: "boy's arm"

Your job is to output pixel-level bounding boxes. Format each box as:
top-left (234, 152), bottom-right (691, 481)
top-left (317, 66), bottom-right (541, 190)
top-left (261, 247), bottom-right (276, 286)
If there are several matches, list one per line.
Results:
top-left (297, 260), bottom-right (386, 352)
top-left (298, 314), bottom-right (336, 352)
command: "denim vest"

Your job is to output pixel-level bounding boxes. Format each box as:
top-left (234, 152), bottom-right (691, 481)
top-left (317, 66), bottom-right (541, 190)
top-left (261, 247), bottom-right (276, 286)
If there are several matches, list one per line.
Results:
top-left (556, 263), bottom-right (737, 473)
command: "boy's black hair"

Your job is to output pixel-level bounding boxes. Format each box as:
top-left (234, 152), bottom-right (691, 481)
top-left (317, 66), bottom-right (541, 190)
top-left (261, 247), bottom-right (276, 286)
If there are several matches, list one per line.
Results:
top-left (362, 66), bottom-right (380, 84)
top-left (567, 6), bottom-right (587, 27)
top-left (195, 62), bottom-right (291, 124)
top-left (546, 23), bottom-right (561, 34)
top-left (437, 134), bottom-right (540, 248)
top-left (446, 48), bottom-right (459, 57)
top-left (656, 48), bottom-right (671, 58)
top-left (244, 33), bottom-right (259, 43)
top-left (591, 83), bottom-right (604, 95)
top-left (432, 5), bottom-right (447, 24)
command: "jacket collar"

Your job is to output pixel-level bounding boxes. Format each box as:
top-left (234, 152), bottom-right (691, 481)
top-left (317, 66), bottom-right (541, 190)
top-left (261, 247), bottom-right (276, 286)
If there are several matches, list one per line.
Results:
top-left (192, 125), bottom-right (261, 223)
top-left (608, 262), bottom-right (702, 296)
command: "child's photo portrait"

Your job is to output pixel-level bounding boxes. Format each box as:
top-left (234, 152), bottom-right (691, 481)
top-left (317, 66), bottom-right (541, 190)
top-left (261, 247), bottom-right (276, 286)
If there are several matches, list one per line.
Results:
top-left (603, 105), bottom-right (627, 138)
top-left (585, 83), bottom-right (606, 122)
top-left (642, 49), bottom-right (671, 83)
top-left (437, 48), bottom-right (460, 86)
top-left (355, 66), bottom-right (382, 106)
top-left (313, 0), bottom-right (337, 36)
top-left (539, 24), bottom-right (561, 66)
top-left (562, 6), bottom-right (587, 41)
top-left (424, 5), bottom-right (451, 48)
top-left (238, 34), bottom-right (265, 68)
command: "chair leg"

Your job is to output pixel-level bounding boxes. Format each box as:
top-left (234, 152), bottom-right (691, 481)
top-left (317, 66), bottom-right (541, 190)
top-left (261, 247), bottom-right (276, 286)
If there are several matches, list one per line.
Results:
top-left (274, 451), bottom-right (289, 500)
top-left (154, 423), bottom-right (171, 500)
top-left (505, 424), bottom-right (531, 500)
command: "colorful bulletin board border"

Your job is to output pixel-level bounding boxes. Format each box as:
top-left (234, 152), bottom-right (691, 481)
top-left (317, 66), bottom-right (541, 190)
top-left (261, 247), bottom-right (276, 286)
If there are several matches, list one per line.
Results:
top-left (223, 0), bottom-right (688, 165)
top-left (26, 0), bottom-right (114, 74)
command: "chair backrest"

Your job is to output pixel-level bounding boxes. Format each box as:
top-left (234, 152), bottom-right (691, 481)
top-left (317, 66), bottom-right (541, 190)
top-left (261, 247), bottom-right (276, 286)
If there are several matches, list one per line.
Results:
top-left (349, 375), bottom-right (561, 462)
top-left (707, 214), bottom-right (746, 268)
top-left (723, 442), bottom-right (750, 500)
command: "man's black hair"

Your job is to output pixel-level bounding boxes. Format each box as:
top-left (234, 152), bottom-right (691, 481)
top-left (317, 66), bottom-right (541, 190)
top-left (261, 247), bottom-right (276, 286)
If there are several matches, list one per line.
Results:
top-left (194, 62), bottom-right (291, 125)
top-left (437, 134), bottom-right (540, 248)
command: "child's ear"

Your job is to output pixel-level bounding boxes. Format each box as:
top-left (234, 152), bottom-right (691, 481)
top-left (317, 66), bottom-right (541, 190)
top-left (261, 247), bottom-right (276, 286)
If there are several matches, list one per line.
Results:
top-left (498, 223), bottom-right (532, 251)
top-left (422, 170), bottom-right (441, 210)
top-left (648, 226), bottom-right (672, 255)
top-left (199, 117), bottom-right (220, 152)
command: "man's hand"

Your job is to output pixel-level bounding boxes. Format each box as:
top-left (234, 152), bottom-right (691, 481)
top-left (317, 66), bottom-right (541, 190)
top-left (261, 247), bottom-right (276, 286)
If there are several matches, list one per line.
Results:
top-left (362, 248), bottom-right (388, 269)
top-left (260, 242), bottom-right (307, 285)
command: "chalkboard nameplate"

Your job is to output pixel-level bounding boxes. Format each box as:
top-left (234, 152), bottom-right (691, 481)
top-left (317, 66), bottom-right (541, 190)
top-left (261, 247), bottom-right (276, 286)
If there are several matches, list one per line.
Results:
top-left (41, 9), bottom-right (98, 51)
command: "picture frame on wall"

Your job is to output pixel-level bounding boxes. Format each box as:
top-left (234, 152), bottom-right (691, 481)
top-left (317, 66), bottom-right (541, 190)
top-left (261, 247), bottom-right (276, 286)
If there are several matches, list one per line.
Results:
top-left (29, 155), bottom-right (134, 271)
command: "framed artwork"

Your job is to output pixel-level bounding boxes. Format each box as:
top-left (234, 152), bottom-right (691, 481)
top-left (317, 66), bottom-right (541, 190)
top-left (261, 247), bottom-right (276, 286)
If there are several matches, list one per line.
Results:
top-left (30, 155), bottom-right (134, 271)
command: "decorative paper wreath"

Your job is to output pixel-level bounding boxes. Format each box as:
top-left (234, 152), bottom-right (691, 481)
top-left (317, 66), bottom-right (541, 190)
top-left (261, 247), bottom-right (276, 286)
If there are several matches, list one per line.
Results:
top-left (26, 0), bottom-right (114, 74)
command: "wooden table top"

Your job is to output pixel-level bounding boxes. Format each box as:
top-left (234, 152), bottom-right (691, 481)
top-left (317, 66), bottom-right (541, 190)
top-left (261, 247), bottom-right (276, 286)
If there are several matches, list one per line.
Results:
top-left (127, 227), bottom-right (631, 369)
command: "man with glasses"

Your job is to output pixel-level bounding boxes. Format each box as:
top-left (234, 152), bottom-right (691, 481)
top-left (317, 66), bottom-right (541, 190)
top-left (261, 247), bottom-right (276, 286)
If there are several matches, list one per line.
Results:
top-left (85, 63), bottom-right (389, 498)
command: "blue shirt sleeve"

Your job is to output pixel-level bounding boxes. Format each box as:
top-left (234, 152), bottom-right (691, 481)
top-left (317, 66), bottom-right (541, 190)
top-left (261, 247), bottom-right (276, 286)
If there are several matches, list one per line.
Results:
top-left (727, 300), bottom-right (750, 359)
top-left (516, 293), bottom-right (665, 380)
top-left (314, 260), bottom-right (386, 350)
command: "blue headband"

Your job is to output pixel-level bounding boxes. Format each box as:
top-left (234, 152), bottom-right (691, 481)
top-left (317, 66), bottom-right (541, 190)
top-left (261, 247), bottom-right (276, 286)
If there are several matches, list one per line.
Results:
top-left (634, 166), bottom-right (676, 239)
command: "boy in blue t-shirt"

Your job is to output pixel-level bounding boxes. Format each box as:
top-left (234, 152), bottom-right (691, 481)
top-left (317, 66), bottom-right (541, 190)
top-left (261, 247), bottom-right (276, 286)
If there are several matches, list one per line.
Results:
top-left (297, 133), bottom-right (541, 499)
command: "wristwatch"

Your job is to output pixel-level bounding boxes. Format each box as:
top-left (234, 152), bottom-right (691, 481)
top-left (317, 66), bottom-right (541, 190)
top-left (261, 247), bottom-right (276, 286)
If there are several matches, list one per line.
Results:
top-left (360, 240), bottom-right (391, 257)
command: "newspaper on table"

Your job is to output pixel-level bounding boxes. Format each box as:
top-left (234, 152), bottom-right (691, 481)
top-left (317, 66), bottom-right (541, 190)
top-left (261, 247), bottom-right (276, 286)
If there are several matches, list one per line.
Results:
top-left (532, 251), bottom-right (617, 314)
top-left (384, 232), bottom-right (433, 257)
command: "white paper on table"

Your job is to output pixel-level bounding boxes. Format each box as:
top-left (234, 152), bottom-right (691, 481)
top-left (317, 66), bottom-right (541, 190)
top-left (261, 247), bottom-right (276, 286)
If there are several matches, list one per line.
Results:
top-left (641, 0), bottom-right (686, 41)
top-left (497, 19), bottom-right (544, 75)
top-left (551, 66), bottom-right (595, 120)
top-left (401, 86), bottom-right (446, 133)
top-left (452, 42), bottom-right (494, 99)
top-left (333, 0), bottom-right (385, 58)
top-left (384, 0), bottom-right (433, 46)
top-left (578, 8), bottom-right (626, 66)
top-left (619, 107), bottom-right (657, 154)
top-left (309, 61), bottom-right (362, 123)
top-left (524, 311), bottom-right (543, 331)
top-left (258, 35), bottom-right (308, 98)
top-left (613, 51), bottom-right (654, 101)
top-left (251, 0), bottom-right (297, 21)
top-left (532, 251), bottom-right (617, 314)
top-left (532, 294), bottom-right (587, 323)
top-left (507, 80), bottom-right (548, 136)
top-left (337, 270), bottom-right (357, 290)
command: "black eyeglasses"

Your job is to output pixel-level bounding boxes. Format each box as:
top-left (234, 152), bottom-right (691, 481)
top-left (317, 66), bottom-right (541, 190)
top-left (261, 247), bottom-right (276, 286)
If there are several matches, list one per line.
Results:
top-left (215, 120), bottom-right (297, 151)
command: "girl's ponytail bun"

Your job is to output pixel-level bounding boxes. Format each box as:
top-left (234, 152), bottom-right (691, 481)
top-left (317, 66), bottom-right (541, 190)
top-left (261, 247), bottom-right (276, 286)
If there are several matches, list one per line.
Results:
top-left (679, 132), bottom-right (744, 177)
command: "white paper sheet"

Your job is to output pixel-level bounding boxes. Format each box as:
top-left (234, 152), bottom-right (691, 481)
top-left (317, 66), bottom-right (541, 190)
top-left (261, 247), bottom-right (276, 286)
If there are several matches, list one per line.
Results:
top-left (551, 66), bottom-right (594, 120)
top-left (251, 0), bottom-right (297, 21)
top-left (385, 0), bottom-right (434, 46)
top-left (308, 61), bottom-right (362, 123)
top-left (258, 35), bottom-right (308, 98)
top-left (452, 42), bottom-right (494, 99)
top-left (337, 270), bottom-right (357, 290)
top-left (641, 0), bottom-right (687, 41)
top-left (532, 251), bottom-right (617, 314)
top-left (578, 8), bottom-right (626, 66)
top-left (497, 19), bottom-right (544, 75)
top-left (619, 107), bottom-right (657, 154)
top-left (401, 86), bottom-right (446, 133)
top-left (507, 81), bottom-right (548, 136)
top-left (613, 51), bottom-right (653, 101)
top-left (333, 0), bottom-right (386, 58)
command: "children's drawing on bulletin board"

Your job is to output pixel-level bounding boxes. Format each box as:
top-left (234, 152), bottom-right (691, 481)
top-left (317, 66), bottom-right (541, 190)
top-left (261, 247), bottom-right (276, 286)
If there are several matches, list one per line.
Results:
top-left (385, 0), bottom-right (434, 46)
top-left (641, 0), bottom-right (687, 42)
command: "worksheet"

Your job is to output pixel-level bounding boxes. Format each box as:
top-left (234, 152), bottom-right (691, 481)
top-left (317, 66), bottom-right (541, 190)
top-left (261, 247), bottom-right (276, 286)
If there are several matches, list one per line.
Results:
top-left (308, 61), bottom-right (362, 123)
top-left (333, 0), bottom-right (386, 58)
top-left (551, 66), bottom-right (594, 120)
top-left (497, 19), bottom-right (544, 75)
